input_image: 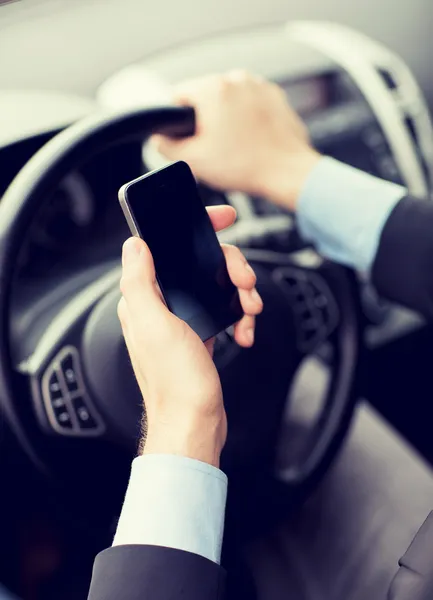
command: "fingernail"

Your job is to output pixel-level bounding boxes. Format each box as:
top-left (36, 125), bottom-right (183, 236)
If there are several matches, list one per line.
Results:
top-left (123, 238), bottom-right (141, 265)
top-left (250, 288), bottom-right (262, 305)
top-left (245, 262), bottom-right (255, 275)
top-left (246, 327), bottom-right (254, 345)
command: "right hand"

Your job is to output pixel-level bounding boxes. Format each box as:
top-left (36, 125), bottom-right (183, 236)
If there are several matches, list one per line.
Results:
top-left (118, 236), bottom-right (225, 466)
top-left (153, 71), bottom-right (320, 211)
top-left (117, 206), bottom-right (262, 467)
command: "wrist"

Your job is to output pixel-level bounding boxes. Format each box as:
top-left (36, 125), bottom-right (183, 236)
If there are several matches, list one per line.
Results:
top-left (257, 148), bottom-right (321, 211)
top-left (141, 413), bottom-right (226, 468)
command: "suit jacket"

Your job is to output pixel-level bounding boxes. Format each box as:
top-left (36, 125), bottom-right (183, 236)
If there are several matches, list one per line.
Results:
top-left (372, 195), bottom-right (433, 599)
top-left (88, 195), bottom-right (433, 600)
top-left (373, 195), bottom-right (433, 319)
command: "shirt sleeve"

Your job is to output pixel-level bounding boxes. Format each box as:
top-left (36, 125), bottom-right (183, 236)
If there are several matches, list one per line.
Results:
top-left (112, 454), bottom-right (228, 565)
top-left (296, 156), bottom-right (406, 272)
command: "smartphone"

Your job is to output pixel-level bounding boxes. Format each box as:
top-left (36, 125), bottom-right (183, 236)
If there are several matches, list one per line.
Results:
top-left (118, 160), bottom-right (243, 341)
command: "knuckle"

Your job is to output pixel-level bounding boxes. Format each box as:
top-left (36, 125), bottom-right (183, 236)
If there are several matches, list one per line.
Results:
top-left (245, 260), bottom-right (257, 283)
top-left (119, 272), bottom-right (135, 297)
top-left (271, 81), bottom-right (284, 94)
top-left (254, 297), bottom-right (264, 314)
top-left (214, 75), bottom-right (232, 98)
top-left (228, 68), bottom-right (252, 82)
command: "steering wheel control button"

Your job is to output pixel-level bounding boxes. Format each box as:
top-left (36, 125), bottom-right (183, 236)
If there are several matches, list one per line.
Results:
top-left (40, 346), bottom-right (104, 436)
top-left (48, 372), bottom-right (63, 399)
top-left (52, 397), bottom-right (66, 409)
top-left (56, 409), bottom-right (73, 429)
top-left (42, 366), bottom-right (74, 431)
top-left (60, 351), bottom-right (80, 394)
top-left (71, 396), bottom-right (98, 430)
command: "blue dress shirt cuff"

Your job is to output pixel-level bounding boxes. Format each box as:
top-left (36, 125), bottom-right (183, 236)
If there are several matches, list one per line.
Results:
top-left (113, 454), bottom-right (228, 564)
top-left (297, 156), bottom-right (406, 272)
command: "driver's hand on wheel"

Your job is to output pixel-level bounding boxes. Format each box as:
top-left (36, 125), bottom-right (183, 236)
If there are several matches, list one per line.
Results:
top-left (152, 71), bottom-right (320, 212)
top-left (117, 204), bottom-right (262, 466)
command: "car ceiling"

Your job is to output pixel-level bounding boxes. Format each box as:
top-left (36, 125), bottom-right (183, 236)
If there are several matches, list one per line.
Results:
top-left (0, 0), bottom-right (432, 106)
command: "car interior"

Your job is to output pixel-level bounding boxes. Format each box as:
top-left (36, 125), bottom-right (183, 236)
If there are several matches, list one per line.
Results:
top-left (1, 1), bottom-right (433, 598)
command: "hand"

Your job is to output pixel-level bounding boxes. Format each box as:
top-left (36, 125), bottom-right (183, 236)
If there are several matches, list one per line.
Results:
top-left (117, 205), bottom-right (262, 467)
top-left (153, 71), bottom-right (320, 211)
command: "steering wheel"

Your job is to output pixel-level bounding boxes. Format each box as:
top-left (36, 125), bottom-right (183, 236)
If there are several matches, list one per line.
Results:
top-left (0, 107), bottom-right (361, 528)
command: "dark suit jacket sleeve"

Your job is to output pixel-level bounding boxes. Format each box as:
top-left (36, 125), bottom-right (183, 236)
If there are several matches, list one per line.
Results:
top-left (372, 195), bottom-right (433, 319)
top-left (371, 197), bottom-right (433, 598)
top-left (87, 545), bottom-right (226, 600)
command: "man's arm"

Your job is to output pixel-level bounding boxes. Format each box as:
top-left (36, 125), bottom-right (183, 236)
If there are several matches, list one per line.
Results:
top-left (87, 210), bottom-right (263, 600)
top-left (296, 157), bottom-right (405, 273)
top-left (151, 71), bottom-right (433, 600)
top-left (295, 156), bottom-right (433, 319)
top-left (87, 456), bottom-right (228, 600)
top-left (154, 71), bottom-right (433, 320)
top-left (297, 173), bottom-right (433, 596)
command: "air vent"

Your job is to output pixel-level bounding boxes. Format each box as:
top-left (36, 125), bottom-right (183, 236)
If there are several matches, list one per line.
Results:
top-left (378, 69), bottom-right (397, 90)
top-left (404, 116), bottom-right (432, 187)
top-left (405, 116), bottom-right (418, 144)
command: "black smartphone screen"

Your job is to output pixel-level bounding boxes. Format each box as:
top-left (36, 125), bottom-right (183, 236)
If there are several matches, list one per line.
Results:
top-left (121, 161), bottom-right (243, 341)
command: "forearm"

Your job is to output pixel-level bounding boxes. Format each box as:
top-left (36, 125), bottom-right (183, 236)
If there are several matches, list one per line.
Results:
top-left (292, 157), bottom-right (406, 273)
top-left (272, 154), bottom-right (433, 319)
top-left (278, 155), bottom-right (433, 318)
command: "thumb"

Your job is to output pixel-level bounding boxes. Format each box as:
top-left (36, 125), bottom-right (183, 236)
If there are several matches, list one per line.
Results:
top-left (120, 237), bottom-right (164, 316)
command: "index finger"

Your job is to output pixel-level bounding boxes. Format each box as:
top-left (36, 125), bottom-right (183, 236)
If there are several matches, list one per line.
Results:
top-left (207, 205), bottom-right (237, 232)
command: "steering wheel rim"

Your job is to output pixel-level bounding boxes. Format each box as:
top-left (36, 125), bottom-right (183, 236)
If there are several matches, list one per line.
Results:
top-left (0, 106), bottom-right (195, 464)
top-left (0, 106), bottom-right (362, 503)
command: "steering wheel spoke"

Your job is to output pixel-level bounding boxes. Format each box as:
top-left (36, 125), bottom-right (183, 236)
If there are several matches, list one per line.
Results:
top-left (16, 269), bottom-right (121, 440)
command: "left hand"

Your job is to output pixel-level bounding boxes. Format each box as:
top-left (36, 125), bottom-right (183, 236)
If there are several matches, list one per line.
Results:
top-left (153, 71), bottom-right (319, 211)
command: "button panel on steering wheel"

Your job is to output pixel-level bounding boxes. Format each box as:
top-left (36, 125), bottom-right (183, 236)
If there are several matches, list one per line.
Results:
top-left (41, 346), bottom-right (104, 436)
